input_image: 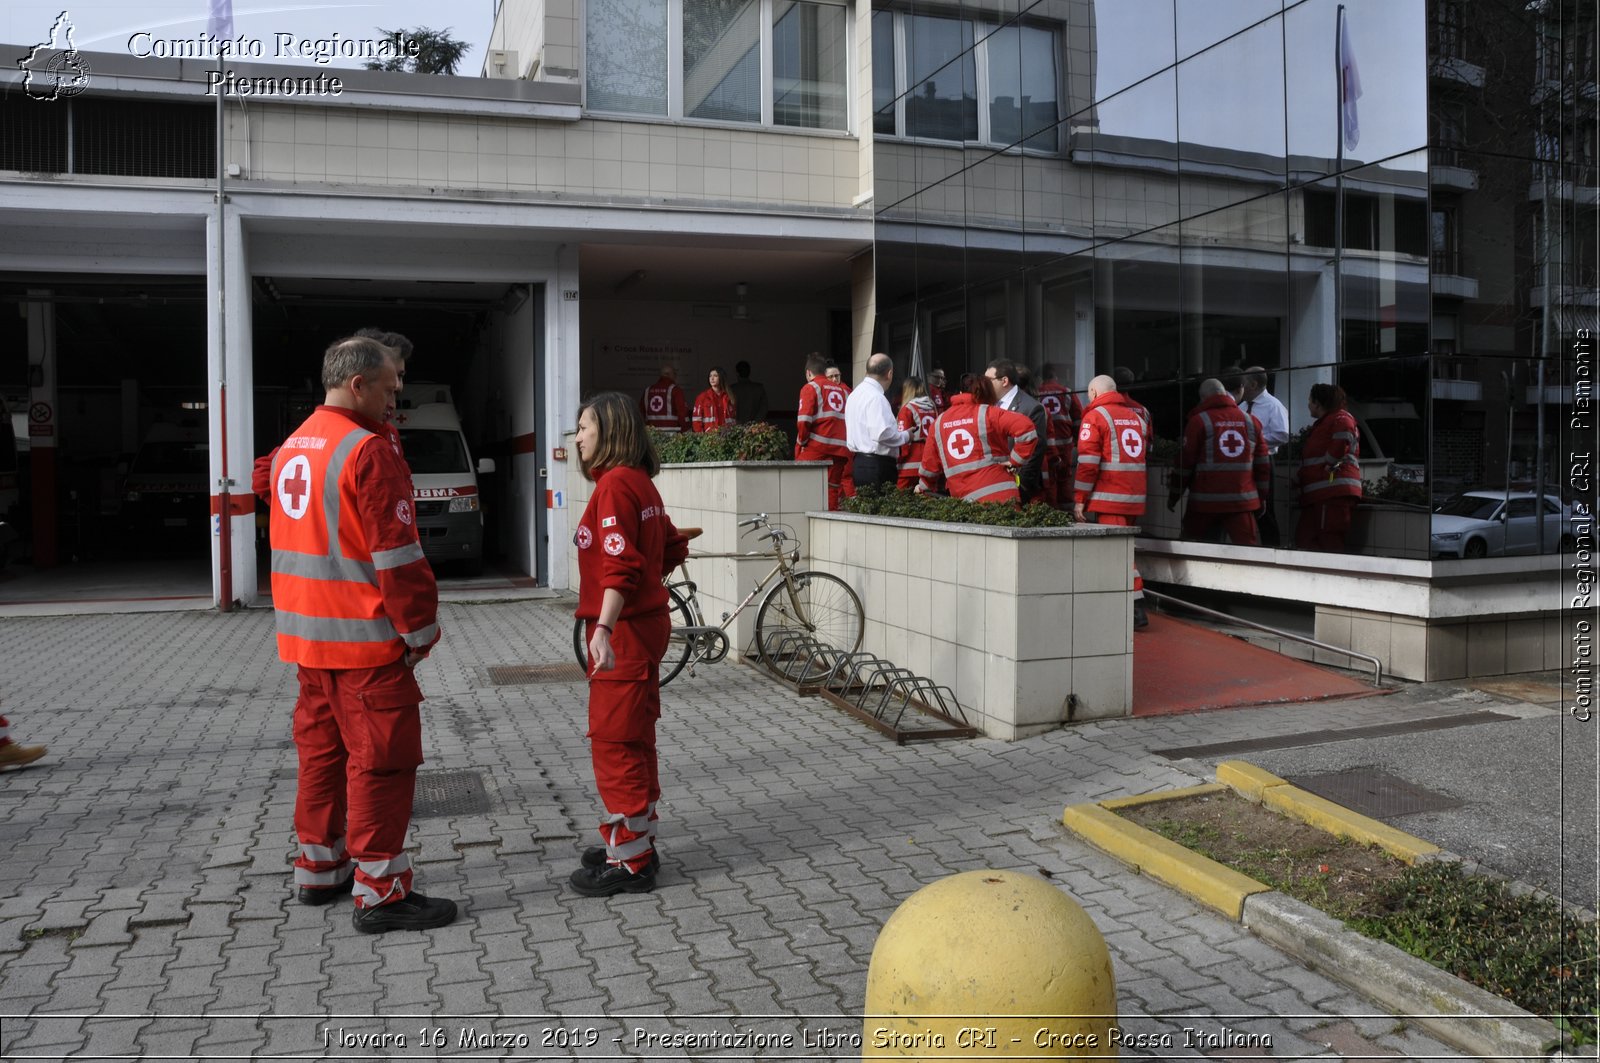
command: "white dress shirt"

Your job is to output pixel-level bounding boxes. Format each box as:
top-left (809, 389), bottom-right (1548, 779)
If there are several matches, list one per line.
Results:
top-left (844, 376), bottom-right (909, 456)
top-left (1242, 389), bottom-right (1290, 453)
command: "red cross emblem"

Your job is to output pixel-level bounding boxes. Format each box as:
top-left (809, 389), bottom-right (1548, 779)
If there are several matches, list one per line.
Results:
top-left (276, 456), bottom-right (313, 520)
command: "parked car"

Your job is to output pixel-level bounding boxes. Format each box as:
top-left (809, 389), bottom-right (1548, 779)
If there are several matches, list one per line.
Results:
top-left (1430, 491), bottom-right (1578, 559)
top-left (120, 426), bottom-right (209, 551)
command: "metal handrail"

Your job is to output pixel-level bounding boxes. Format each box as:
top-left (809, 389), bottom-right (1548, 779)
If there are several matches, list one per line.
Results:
top-left (1141, 589), bottom-right (1384, 687)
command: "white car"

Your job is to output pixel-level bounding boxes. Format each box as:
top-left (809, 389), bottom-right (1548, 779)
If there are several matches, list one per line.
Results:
top-left (1430, 491), bottom-right (1579, 559)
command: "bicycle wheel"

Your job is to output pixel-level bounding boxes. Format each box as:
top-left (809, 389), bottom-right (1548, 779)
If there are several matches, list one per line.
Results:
top-left (754, 571), bottom-right (864, 664)
top-left (573, 585), bottom-right (696, 688)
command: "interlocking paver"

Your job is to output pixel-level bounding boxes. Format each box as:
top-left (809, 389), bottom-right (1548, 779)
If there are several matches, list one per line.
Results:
top-left (0, 603), bottom-right (1503, 1061)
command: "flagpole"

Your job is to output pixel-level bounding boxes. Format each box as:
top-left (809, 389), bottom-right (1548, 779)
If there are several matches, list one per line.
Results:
top-left (1333, 4), bottom-right (1345, 368)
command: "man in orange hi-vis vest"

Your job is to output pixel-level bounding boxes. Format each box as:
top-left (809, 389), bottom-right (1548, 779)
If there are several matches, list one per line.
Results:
top-left (269, 335), bottom-right (456, 935)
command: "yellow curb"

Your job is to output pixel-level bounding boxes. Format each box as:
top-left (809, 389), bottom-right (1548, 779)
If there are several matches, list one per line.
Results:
top-left (1062, 802), bottom-right (1271, 920)
top-left (1261, 784), bottom-right (1442, 864)
top-left (1216, 760), bottom-right (1288, 801)
top-left (1099, 783), bottom-right (1227, 811)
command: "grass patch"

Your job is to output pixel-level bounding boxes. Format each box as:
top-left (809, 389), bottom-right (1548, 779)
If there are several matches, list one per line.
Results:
top-left (1122, 789), bottom-right (1599, 1044)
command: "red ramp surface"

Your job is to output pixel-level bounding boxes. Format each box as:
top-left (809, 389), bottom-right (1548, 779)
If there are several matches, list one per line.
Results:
top-left (1133, 612), bottom-right (1375, 716)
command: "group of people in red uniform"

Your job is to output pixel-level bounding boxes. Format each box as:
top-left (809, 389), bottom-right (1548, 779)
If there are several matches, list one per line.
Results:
top-left (639, 364), bottom-right (739, 434)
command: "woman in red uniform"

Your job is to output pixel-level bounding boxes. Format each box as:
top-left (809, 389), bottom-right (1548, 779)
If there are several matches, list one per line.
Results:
top-left (572, 392), bottom-right (689, 896)
top-left (1295, 383), bottom-right (1363, 551)
top-left (895, 376), bottom-right (939, 489)
top-left (691, 367), bottom-right (737, 432)
top-left (917, 374), bottom-right (1039, 503)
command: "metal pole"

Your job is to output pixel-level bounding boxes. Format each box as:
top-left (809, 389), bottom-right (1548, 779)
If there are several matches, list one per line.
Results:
top-left (1333, 5), bottom-right (1346, 366)
top-left (215, 46), bottom-right (233, 611)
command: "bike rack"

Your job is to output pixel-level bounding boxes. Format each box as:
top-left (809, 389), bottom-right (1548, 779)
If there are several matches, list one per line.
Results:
top-left (752, 633), bottom-right (976, 743)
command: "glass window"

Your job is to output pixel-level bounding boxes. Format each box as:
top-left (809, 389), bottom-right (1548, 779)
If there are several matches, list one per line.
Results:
top-left (399, 430), bottom-right (471, 475)
top-left (683, 0), bottom-right (762, 123)
top-left (987, 23), bottom-right (1059, 151)
top-left (586, 0), bottom-right (670, 116)
top-left (872, 9), bottom-right (897, 135)
top-left (905, 14), bottom-right (977, 142)
top-left (773, 0), bottom-right (849, 130)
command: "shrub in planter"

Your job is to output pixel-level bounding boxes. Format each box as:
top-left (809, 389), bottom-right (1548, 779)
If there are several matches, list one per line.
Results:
top-left (841, 484), bottom-right (1074, 527)
top-left (651, 423), bottom-right (792, 464)
top-left (1366, 475), bottom-right (1430, 507)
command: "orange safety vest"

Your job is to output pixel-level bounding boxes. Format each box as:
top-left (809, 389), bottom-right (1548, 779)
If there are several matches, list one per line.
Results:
top-left (270, 408), bottom-right (435, 668)
top-left (642, 381), bottom-right (688, 432)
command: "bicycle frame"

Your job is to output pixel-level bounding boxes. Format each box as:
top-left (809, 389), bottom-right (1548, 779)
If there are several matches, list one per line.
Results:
top-left (670, 535), bottom-right (802, 666)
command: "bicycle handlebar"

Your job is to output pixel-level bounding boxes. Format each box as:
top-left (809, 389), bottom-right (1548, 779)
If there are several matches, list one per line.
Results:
top-left (737, 514), bottom-right (768, 529)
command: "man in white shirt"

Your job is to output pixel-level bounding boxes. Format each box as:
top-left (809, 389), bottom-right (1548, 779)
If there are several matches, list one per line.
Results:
top-left (1240, 366), bottom-right (1290, 545)
top-left (843, 353), bottom-right (909, 490)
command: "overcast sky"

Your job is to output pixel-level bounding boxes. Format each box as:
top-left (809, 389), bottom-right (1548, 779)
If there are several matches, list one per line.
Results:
top-left (3, 1), bottom-right (500, 73)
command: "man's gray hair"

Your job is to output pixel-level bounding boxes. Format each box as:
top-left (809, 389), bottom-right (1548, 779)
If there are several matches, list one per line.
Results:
top-left (1199, 377), bottom-right (1226, 398)
top-left (866, 352), bottom-right (894, 378)
top-left (1242, 365), bottom-right (1269, 389)
top-left (322, 336), bottom-right (393, 393)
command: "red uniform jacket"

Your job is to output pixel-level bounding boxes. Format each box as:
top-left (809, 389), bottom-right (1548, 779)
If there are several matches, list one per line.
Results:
top-left (795, 378), bottom-right (851, 459)
top-left (1074, 391), bottom-right (1149, 516)
top-left (896, 396), bottom-right (939, 486)
top-left (269, 406), bottom-right (439, 668)
top-left (918, 395), bottom-right (1039, 504)
top-left (574, 465), bottom-right (689, 622)
top-left (1035, 382), bottom-right (1080, 475)
top-left (1176, 394), bottom-right (1270, 513)
top-left (641, 379), bottom-right (690, 433)
top-left (1298, 409), bottom-right (1363, 502)
top-left (691, 388), bottom-right (737, 432)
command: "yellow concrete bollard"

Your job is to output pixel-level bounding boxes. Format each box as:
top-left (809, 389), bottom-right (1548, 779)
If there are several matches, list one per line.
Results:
top-left (863, 869), bottom-right (1117, 1060)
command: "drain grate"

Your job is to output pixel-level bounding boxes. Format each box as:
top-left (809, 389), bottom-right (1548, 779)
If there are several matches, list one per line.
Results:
top-left (1286, 768), bottom-right (1464, 819)
top-left (412, 768), bottom-right (492, 819)
top-left (488, 663), bottom-right (586, 684)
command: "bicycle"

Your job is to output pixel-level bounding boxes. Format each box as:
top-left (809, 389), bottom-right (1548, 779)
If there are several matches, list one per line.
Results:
top-left (573, 513), bottom-right (865, 687)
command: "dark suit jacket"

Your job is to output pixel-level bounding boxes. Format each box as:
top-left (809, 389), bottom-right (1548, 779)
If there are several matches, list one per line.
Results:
top-left (1005, 389), bottom-right (1048, 502)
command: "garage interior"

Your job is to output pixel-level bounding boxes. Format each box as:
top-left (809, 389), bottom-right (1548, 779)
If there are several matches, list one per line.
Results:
top-left (0, 274), bottom-right (535, 605)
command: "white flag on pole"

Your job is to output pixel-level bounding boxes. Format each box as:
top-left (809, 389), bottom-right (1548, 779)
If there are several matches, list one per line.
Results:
top-left (209, 0), bottom-right (234, 41)
top-left (1338, 13), bottom-right (1362, 150)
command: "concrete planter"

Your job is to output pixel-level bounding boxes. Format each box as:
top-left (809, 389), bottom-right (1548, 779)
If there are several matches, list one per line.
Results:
top-left (1348, 502), bottom-right (1432, 559)
top-left (807, 512), bottom-right (1137, 739)
top-left (1142, 465), bottom-right (1181, 539)
top-left (565, 457), bottom-right (828, 656)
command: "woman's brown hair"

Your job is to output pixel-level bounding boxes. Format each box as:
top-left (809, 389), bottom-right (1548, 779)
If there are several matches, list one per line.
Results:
top-left (961, 372), bottom-right (998, 405)
top-left (578, 391), bottom-right (660, 481)
top-left (900, 376), bottom-right (927, 405)
top-left (1308, 382), bottom-right (1348, 412)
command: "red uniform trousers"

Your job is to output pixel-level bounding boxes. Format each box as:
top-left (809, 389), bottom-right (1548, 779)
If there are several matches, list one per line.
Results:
top-left (798, 448), bottom-right (854, 510)
top-left (1182, 509), bottom-right (1260, 546)
top-left (292, 660), bottom-right (423, 909)
top-left (1090, 511), bottom-right (1145, 595)
top-left (1296, 497), bottom-right (1358, 552)
top-left (584, 612), bottom-right (670, 873)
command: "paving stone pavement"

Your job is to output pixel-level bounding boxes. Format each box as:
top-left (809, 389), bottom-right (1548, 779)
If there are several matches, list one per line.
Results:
top-left (0, 600), bottom-right (1538, 1060)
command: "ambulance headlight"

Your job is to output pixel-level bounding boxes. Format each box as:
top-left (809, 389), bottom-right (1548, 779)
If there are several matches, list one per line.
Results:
top-left (449, 496), bottom-right (479, 513)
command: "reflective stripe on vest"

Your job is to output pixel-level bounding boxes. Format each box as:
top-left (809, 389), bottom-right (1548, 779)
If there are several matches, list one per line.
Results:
top-left (1094, 406), bottom-right (1145, 472)
top-left (936, 406), bottom-right (1007, 478)
top-left (644, 384), bottom-right (681, 431)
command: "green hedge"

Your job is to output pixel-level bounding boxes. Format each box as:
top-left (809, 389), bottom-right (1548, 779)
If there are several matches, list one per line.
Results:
top-left (841, 484), bottom-right (1074, 527)
top-left (652, 422), bottom-right (791, 464)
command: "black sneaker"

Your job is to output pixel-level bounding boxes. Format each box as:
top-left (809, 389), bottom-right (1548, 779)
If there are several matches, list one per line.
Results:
top-left (296, 874), bottom-right (354, 907)
top-left (351, 892), bottom-right (458, 934)
top-left (569, 862), bottom-right (657, 897)
top-left (581, 847), bottom-right (660, 874)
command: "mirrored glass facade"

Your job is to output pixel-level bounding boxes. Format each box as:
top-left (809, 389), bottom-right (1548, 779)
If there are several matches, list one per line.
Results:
top-left (872, 0), bottom-right (1597, 560)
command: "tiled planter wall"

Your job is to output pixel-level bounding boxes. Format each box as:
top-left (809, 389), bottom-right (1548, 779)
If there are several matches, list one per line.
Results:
top-left (565, 457), bottom-right (828, 655)
top-left (807, 513), bottom-right (1137, 739)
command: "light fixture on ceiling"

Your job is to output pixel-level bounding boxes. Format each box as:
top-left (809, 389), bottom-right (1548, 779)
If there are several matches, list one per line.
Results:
top-left (732, 280), bottom-right (750, 320)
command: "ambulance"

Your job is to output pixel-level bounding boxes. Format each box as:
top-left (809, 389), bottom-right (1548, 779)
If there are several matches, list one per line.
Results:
top-left (392, 384), bottom-right (494, 574)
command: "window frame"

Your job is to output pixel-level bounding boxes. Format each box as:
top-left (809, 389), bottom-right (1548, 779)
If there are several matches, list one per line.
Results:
top-left (874, 8), bottom-right (1064, 155)
top-left (583, 0), bottom-right (854, 134)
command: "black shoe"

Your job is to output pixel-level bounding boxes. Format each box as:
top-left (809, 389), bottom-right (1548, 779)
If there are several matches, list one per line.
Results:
top-left (569, 862), bottom-right (657, 897)
top-left (1133, 602), bottom-right (1150, 630)
top-left (296, 873), bottom-right (354, 907)
top-left (582, 847), bottom-right (660, 874)
top-left (351, 892), bottom-right (458, 934)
